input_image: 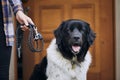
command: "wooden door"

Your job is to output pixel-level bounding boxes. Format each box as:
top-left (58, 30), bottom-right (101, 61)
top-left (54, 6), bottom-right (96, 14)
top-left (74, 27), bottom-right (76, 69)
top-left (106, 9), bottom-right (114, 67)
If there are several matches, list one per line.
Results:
top-left (22, 0), bottom-right (115, 80)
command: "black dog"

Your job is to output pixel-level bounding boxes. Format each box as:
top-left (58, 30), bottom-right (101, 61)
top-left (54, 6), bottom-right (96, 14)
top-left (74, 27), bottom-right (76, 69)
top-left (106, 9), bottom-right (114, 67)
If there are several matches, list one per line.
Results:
top-left (30, 19), bottom-right (96, 80)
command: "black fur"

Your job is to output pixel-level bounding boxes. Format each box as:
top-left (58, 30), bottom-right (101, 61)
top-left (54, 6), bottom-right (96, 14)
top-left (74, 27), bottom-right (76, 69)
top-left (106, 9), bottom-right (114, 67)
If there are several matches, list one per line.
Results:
top-left (29, 19), bottom-right (96, 80)
top-left (30, 57), bottom-right (47, 80)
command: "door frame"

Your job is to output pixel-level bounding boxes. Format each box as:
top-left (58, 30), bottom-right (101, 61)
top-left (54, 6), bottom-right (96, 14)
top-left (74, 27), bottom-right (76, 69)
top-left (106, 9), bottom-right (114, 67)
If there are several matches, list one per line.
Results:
top-left (115, 0), bottom-right (120, 80)
top-left (99, 0), bottom-right (115, 80)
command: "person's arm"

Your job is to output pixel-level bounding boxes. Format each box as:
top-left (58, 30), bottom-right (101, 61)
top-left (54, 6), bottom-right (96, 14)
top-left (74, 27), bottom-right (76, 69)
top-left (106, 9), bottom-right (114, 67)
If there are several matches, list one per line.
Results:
top-left (8, 0), bottom-right (34, 31)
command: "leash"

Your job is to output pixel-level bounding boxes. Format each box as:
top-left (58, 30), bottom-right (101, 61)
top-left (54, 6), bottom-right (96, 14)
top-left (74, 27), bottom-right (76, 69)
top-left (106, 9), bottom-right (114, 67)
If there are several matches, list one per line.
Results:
top-left (16, 23), bottom-right (44, 80)
top-left (27, 23), bottom-right (44, 52)
top-left (16, 23), bottom-right (44, 55)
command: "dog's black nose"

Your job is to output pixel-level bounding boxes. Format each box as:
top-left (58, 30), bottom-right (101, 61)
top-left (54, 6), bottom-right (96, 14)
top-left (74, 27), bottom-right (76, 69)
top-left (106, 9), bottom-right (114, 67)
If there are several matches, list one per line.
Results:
top-left (74, 36), bottom-right (80, 41)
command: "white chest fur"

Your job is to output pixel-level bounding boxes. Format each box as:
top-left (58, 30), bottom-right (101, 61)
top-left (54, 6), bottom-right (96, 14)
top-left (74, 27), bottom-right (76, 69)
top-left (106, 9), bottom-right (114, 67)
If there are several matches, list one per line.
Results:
top-left (46, 39), bottom-right (91, 80)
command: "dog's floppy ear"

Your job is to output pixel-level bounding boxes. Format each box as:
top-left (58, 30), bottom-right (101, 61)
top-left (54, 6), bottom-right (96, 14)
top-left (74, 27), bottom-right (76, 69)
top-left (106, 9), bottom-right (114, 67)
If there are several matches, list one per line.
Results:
top-left (54, 21), bottom-right (65, 45)
top-left (77, 24), bottom-right (96, 62)
top-left (87, 24), bottom-right (96, 46)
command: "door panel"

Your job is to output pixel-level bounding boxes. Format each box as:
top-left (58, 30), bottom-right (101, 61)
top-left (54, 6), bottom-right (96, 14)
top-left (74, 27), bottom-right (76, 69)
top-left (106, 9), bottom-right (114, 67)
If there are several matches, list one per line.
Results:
top-left (22, 0), bottom-right (115, 80)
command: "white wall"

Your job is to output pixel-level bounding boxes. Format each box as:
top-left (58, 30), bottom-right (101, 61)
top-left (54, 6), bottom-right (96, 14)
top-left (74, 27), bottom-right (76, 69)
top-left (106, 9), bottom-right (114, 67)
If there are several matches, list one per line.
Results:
top-left (116, 0), bottom-right (120, 80)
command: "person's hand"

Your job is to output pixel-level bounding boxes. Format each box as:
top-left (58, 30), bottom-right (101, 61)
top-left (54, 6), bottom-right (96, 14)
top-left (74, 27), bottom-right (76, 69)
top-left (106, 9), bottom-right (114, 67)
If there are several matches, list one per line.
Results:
top-left (16, 10), bottom-right (34, 31)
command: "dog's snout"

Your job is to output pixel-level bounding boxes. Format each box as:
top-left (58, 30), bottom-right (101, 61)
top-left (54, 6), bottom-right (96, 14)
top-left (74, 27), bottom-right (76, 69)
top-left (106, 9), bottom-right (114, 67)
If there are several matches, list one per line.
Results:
top-left (71, 28), bottom-right (82, 41)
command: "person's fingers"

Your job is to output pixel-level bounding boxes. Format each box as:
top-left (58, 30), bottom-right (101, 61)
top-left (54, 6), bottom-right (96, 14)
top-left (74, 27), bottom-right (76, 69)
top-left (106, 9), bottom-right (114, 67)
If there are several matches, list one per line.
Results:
top-left (16, 11), bottom-right (34, 29)
top-left (27, 17), bottom-right (34, 25)
top-left (17, 18), bottom-right (24, 24)
top-left (23, 17), bottom-right (29, 26)
top-left (20, 25), bottom-right (29, 31)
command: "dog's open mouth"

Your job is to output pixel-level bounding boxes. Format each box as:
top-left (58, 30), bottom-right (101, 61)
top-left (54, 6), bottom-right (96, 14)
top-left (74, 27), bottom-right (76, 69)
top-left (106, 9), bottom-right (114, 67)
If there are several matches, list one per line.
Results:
top-left (71, 43), bottom-right (81, 55)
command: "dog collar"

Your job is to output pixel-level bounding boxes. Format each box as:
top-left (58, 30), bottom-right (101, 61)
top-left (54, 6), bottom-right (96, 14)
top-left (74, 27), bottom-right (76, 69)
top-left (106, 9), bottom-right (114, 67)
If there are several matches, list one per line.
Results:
top-left (71, 55), bottom-right (81, 69)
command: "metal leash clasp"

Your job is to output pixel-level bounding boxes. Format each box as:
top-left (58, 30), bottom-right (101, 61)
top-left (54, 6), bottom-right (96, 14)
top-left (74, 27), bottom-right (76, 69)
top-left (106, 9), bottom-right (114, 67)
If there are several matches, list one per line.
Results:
top-left (34, 27), bottom-right (43, 40)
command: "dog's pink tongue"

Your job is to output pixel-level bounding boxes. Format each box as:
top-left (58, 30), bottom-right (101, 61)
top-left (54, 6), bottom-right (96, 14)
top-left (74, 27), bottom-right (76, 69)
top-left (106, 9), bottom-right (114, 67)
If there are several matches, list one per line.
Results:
top-left (72, 46), bottom-right (80, 53)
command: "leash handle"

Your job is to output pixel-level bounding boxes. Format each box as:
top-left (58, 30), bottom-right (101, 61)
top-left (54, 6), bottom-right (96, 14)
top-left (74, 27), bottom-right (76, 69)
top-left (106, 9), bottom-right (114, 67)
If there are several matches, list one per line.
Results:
top-left (27, 23), bottom-right (44, 52)
top-left (16, 23), bottom-right (44, 53)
